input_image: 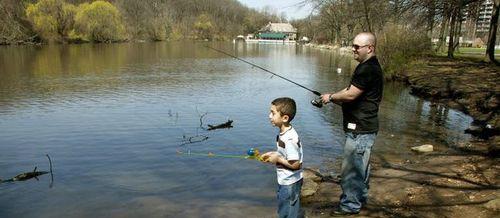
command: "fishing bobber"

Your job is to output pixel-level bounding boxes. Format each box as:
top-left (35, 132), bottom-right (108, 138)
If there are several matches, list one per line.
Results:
top-left (337, 68), bottom-right (342, 74)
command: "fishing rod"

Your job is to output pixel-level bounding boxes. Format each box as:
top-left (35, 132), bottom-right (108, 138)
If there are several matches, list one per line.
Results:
top-left (176, 148), bottom-right (264, 161)
top-left (205, 46), bottom-right (325, 107)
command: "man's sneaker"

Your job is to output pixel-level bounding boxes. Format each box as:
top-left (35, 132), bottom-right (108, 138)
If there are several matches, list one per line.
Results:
top-left (331, 208), bottom-right (359, 216)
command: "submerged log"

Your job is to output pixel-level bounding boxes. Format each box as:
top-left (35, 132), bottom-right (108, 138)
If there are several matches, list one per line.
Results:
top-left (207, 120), bottom-right (233, 130)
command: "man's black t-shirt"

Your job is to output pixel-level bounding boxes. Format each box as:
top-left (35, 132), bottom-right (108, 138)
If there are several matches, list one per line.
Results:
top-left (342, 56), bottom-right (383, 134)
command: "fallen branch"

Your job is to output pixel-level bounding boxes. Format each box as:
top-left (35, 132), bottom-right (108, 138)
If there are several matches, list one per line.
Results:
top-left (207, 120), bottom-right (233, 131)
top-left (180, 134), bottom-right (209, 146)
top-left (1, 154), bottom-right (53, 184)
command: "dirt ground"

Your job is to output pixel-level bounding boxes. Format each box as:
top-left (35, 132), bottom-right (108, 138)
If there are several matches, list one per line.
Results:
top-left (301, 142), bottom-right (499, 218)
top-left (301, 56), bottom-right (500, 217)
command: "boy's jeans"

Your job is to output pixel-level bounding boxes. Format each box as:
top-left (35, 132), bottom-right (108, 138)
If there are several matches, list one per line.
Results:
top-left (277, 179), bottom-right (303, 218)
top-left (339, 132), bottom-right (376, 213)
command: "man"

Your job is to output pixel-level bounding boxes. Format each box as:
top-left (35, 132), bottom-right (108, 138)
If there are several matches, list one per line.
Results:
top-left (320, 32), bottom-right (384, 215)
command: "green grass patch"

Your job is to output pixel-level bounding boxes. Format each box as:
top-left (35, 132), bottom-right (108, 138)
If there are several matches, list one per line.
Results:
top-left (456, 47), bottom-right (500, 54)
top-left (434, 47), bottom-right (500, 58)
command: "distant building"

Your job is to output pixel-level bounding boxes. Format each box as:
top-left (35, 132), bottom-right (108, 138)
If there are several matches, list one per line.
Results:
top-left (461, 0), bottom-right (496, 46)
top-left (476, 0), bottom-right (494, 33)
top-left (257, 23), bottom-right (297, 41)
top-left (462, 0), bottom-right (494, 36)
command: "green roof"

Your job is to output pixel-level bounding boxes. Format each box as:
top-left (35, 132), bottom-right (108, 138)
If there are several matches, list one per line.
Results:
top-left (258, 32), bottom-right (287, 39)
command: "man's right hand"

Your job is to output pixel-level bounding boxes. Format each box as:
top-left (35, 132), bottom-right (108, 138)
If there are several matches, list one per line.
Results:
top-left (321, 93), bottom-right (332, 104)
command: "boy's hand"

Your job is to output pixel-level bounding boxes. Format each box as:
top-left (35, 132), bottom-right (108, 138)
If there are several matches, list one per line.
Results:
top-left (260, 151), bottom-right (273, 162)
top-left (261, 151), bottom-right (282, 164)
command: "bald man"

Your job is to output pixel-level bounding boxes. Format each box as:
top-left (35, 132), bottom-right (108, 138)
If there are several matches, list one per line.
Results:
top-left (320, 32), bottom-right (384, 215)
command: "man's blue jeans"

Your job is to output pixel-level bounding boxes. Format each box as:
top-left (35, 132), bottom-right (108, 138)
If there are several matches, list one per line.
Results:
top-left (277, 179), bottom-right (303, 218)
top-left (339, 132), bottom-right (376, 213)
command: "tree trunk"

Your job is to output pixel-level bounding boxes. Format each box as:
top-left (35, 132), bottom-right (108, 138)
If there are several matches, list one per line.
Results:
top-left (428, 0), bottom-right (436, 34)
top-left (436, 5), bottom-right (450, 53)
top-left (362, 0), bottom-right (372, 32)
top-left (447, 8), bottom-right (458, 58)
top-left (486, 0), bottom-right (500, 65)
top-left (454, 16), bottom-right (463, 51)
top-left (331, 28), bottom-right (335, 44)
top-left (335, 26), bottom-right (341, 45)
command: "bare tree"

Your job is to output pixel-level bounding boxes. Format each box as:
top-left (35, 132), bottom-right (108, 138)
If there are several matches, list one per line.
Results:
top-left (0, 0), bottom-right (35, 44)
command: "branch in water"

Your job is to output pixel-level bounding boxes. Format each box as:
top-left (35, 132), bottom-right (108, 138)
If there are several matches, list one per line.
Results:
top-left (180, 134), bottom-right (209, 146)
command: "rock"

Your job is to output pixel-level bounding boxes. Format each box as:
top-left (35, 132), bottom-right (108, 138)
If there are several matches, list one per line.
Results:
top-left (484, 198), bottom-right (500, 211)
top-left (301, 178), bottom-right (319, 198)
top-left (411, 144), bottom-right (434, 153)
top-left (303, 168), bottom-right (323, 182)
top-left (301, 169), bottom-right (321, 201)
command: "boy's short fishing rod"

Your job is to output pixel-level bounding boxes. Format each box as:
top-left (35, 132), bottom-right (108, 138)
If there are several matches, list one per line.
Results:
top-left (205, 45), bottom-right (325, 108)
top-left (176, 148), bottom-right (264, 161)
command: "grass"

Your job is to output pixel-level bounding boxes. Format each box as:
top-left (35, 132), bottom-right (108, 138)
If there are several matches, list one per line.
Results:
top-left (456, 47), bottom-right (500, 54)
top-left (433, 46), bottom-right (500, 58)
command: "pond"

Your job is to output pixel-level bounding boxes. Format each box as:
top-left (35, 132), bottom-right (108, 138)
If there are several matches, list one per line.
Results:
top-left (0, 42), bottom-right (473, 217)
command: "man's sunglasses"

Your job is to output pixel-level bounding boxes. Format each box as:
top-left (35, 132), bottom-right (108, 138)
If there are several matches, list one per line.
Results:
top-left (352, 44), bottom-right (371, 50)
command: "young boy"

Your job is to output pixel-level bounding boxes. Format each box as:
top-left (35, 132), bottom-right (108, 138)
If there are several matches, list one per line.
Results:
top-left (262, 97), bottom-right (304, 218)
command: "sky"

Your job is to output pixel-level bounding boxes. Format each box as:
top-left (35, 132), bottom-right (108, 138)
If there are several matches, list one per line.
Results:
top-left (237, 0), bottom-right (315, 20)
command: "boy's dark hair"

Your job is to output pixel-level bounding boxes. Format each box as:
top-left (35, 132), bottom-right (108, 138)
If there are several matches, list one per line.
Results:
top-left (272, 97), bottom-right (297, 122)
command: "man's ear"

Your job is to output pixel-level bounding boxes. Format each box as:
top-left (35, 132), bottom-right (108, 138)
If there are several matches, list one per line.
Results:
top-left (368, 45), bottom-right (375, 54)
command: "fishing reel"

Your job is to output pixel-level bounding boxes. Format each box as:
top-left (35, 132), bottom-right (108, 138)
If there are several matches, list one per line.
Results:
top-left (247, 148), bottom-right (264, 161)
top-left (247, 148), bottom-right (260, 157)
top-left (311, 98), bottom-right (324, 108)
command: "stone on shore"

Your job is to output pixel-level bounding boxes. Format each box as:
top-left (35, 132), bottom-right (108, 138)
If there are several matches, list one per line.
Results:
top-left (301, 168), bottom-right (321, 203)
top-left (411, 144), bottom-right (434, 153)
top-left (484, 198), bottom-right (500, 211)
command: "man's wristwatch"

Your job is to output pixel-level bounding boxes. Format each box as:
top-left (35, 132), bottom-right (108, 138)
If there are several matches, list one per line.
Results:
top-left (329, 94), bottom-right (334, 102)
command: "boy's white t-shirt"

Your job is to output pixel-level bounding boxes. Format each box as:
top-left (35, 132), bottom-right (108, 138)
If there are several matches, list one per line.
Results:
top-left (276, 126), bottom-right (303, 185)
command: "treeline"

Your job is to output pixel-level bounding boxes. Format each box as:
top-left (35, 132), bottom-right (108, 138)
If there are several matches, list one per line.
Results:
top-left (293, 0), bottom-right (500, 74)
top-left (0, 0), bottom-right (283, 44)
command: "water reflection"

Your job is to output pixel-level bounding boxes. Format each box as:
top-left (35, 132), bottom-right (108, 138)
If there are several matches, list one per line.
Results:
top-left (0, 42), bottom-right (472, 217)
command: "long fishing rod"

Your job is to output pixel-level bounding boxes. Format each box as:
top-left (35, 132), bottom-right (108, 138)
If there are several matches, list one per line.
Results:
top-left (205, 46), bottom-right (325, 107)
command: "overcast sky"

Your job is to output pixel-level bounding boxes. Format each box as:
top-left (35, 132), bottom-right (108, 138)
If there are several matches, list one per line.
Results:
top-left (237, 0), bottom-right (314, 20)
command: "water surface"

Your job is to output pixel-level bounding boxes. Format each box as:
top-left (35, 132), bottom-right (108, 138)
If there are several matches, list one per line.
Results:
top-left (0, 42), bottom-right (472, 217)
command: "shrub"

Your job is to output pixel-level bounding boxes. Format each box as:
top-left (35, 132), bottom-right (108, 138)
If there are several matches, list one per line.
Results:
top-left (147, 17), bottom-right (171, 41)
top-left (25, 0), bottom-right (76, 42)
top-left (194, 14), bottom-right (214, 40)
top-left (74, 1), bottom-right (125, 42)
top-left (376, 23), bottom-right (431, 79)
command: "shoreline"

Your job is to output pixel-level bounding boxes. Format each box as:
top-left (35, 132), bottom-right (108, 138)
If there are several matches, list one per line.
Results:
top-left (398, 56), bottom-right (499, 150)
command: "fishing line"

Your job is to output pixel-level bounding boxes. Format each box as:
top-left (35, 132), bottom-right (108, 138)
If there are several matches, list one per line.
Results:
top-left (205, 45), bottom-right (321, 96)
